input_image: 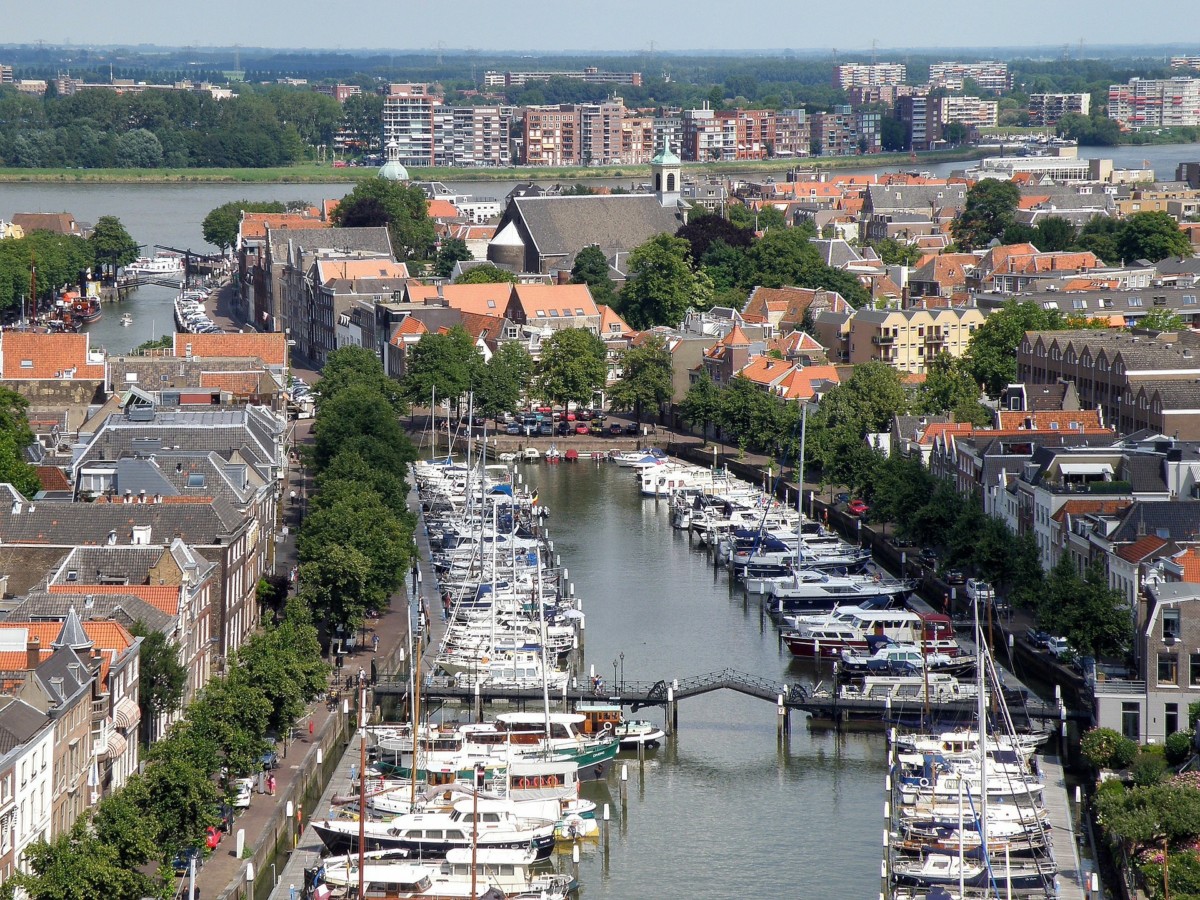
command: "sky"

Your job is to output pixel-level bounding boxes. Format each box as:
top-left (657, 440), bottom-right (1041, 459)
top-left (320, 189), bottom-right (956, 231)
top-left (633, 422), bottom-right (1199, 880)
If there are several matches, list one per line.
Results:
top-left (8, 0), bottom-right (1200, 54)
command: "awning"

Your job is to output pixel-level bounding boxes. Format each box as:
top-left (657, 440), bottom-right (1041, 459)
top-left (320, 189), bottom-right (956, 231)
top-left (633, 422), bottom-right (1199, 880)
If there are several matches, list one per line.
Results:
top-left (98, 731), bottom-right (128, 760)
top-left (113, 697), bottom-right (141, 731)
top-left (1058, 462), bottom-right (1114, 476)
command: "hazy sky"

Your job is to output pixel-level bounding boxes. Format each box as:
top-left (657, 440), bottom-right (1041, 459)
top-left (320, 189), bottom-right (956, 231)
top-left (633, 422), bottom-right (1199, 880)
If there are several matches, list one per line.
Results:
top-left (9, 0), bottom-right (1200, 53)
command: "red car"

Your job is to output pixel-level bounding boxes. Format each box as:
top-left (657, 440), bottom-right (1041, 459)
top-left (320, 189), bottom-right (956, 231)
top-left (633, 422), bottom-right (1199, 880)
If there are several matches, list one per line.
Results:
top-left (847, 499), bottom-right (869, 517)
top-left (575, 424), bottom-right (590, 435)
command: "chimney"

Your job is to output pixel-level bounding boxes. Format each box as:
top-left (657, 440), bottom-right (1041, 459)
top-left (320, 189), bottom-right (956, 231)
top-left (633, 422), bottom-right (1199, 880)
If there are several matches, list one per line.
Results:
top-left (26, 637), bottom-right (40, 669)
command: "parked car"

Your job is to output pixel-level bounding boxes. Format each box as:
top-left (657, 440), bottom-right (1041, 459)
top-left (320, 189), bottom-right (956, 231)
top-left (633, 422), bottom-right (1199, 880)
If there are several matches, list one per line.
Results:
top-left (556, 421), bottom-right (572, 437)
top-left (624, 422), bottom-right (640, 435)
top-left (575, 424), bottom-right (590, 435)
top-left (259, 748), bottom-right (280, 770)
top-left (917, 549), bottom-right (939, 568)
top-left (505, 422), bottom-right (521, 435)
top-left (834, 492), bottom-right (850, 505)
top-left (964, 579), bottom-right (994, 604)
top-left (847, 499), bottom-right (869, 517)
top-left (539, 422), bottom-right (554, 436)
top-left (1043, 635), bottom-right (1071, 658)
top-left (232, 777), bottom-right (254, 809)
top-left (607, 423), bottom-right (623, 436)
top-left (943, 569), bottom-right (966, 585)
top-left (1026, 628), bottom-right (1050, 648)
top-left (172, 848), bottom-right (202, 876)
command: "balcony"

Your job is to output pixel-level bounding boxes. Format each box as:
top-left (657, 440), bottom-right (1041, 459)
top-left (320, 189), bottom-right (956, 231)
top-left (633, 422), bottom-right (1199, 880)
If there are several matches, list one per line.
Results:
top-left (925, 330), bottom-right (946, 345)
top-left (872, 334), bottom-right (895, 345)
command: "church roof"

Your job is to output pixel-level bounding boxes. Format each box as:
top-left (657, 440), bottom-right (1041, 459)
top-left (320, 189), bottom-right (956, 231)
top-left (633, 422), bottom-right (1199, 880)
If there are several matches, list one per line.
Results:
top-left (504, 195), bottom-right (687, 265)
top-left (651, 144), bottom-right (681, 166)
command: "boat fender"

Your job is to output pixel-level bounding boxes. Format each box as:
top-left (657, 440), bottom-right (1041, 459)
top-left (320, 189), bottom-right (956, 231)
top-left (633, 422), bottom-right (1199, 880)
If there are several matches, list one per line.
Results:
top-left (602, 722), bottom-right (613, 732)
top-left (919, 778), bottom-right (930, 787)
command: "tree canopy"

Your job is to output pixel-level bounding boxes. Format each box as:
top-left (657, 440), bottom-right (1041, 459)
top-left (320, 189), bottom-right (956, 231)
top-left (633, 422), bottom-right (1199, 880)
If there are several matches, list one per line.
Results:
top-left (534, 328), bottom-right (607, 407)
top-left (201, 200), bottom-right (285, 253)
top-left (607, 335), bottom-right (672, 424)
top-left (951, 179), bottom-right (1021, 250)
top-left (88, 216), bottom-right (140, 272)
top-left (618, 233), bottom-right (711, 329)
top-left (569, 245), bottom-right (617, 308)
top-left (454, 264), bottom-right (519, 284)
top-left (332, 176), bottom-right (436, 261)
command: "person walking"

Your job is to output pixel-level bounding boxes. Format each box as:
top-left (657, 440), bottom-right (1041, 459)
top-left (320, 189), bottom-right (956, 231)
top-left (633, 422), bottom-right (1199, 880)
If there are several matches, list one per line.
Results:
top-left (372, 633), bottom-right (379, 654)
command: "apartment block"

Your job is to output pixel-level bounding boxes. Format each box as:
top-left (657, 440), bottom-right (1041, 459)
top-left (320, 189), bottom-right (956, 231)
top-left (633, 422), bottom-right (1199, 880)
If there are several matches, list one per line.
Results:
top-left (928, 61), bottom-right (1010, 92)
top-left (844, 306), bottom-right (986, 372)
top-left (811, 106), bottom-right (880, 156)
top-left (680, 104), bottom-right (809, 161)
top-left (382, 84), bottom-right (511, 167)
top-left (834, 63), bottom-right (907, 90)
top-left (939, 95), bottom-right (999, 129)
top-left (1108, 78), bottom-right (1200, 130)
top-left (1028, 93), bottom-right (1091, 126)
top-left (521, 105), bottom-right (580, 166)
top-left (0, 65), bottom-right (12, 85)
top-left (313, 83), bottom-right (361, 103)
top-left (450, 106), bottom-right (511, 167)
top-left (484, 68), bottom-right (642, 88)
top-left (847, 84), bottom-right (914, 107)
top-left (896, 95), bottom-right (939, 150)
top-left (1170, 56), bottom-right (1200, 71)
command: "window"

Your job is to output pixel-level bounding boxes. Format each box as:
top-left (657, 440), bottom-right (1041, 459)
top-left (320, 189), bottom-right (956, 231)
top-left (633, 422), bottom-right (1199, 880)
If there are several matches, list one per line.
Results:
top-left (1189, 653), bottom-right (1200, 686)
top-left (487, 300), bottom-right (496, 308)
top-left (1164, 607), bottom-right (1182, 640)
top-left (1167, 702), bottom-right (1180, 737)
top-left (1159, 653), bottom-right (1179, 685)
top-left (1128, 298), bottom-right (1144, 307)
top-left (186, 473), bottom-right (206, 488)
top-left (19, 360), bottom-right (32, 369)
top-left (1122, 701), bottom-right (1141, 740)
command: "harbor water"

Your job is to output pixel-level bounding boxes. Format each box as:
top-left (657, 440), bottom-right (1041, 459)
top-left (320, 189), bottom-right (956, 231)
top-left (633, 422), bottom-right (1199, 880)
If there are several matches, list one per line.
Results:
top-left (521, 461), bottom-right (887, 899)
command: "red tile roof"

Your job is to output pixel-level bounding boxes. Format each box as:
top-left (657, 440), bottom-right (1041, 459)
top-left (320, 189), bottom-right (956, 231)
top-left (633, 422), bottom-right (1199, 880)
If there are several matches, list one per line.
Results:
top-left (49, 584), bottom-right (181, 616)
top-left (1116, 534), bottom-right (1171, 564)
top-left (239, 212), bottom-right (327, 241)
top-left (198, 371), bottom-right (268, 395)
top-left (1050, 499), bottom-right (1133, 524)
top-left (34, 466), bottom-right (71, 492)
top-left (173, 333), bottom-right (288, 366)
top-left (0, 332), bottom-right (105, 380)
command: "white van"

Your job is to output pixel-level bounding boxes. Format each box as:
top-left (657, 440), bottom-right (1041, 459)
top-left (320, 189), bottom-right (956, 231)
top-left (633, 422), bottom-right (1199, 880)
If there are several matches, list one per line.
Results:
top-left (233, 777), bottom-right (254, 809)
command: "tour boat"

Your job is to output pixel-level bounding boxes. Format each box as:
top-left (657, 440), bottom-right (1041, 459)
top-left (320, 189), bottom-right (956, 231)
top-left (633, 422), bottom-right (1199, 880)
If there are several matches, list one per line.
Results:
top-left (312, 797), bottom-right (556, 858)
top-left (119, 313), bottom-right (133, 326)
top-left (125, 254), bottom-right (185, 278)
top-left (316, 847), bottom-right (574, 899)
top-left (575, 703), bottom-right (666, 749)
top-left (782, 609), bottom-right (958, 658)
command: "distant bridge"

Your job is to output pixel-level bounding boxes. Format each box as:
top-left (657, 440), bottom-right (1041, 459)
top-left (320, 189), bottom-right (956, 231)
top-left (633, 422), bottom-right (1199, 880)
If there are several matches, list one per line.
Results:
top-left (373, 667), bottom-right (1079, 731)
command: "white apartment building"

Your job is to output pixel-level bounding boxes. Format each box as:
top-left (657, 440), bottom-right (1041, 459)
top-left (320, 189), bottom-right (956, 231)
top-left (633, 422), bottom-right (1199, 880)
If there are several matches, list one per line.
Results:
top-left (939, 95), bottom-right (999, 129)
top-left (928, 61), bottom-right (1010, 92)
top-left (834, 63), bottom-right (906, 89)
top-left (1108, 78), bottom-right (1200, 130)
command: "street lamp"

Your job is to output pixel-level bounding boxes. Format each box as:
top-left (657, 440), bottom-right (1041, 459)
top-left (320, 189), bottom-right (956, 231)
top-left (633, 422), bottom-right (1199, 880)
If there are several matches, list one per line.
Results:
top-left (612, 658), bottom-right (618, 694)
top-left (619, 652), bottom-right (625, 692)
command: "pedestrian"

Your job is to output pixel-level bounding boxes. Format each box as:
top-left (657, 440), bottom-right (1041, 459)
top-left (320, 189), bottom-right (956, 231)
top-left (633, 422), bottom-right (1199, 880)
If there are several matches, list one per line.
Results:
top-left (943, 593), bottom-right (950, 616)
top-left (308, 717), bottom-right (314, 738)
top-left (372, 633), bottom-right (379, 654)
top-left (442, 592), bottom-right (451, 621)
top-left (289, 885), bottom-right (296, 900)
top-left (268, 773), bottom-right (276, 796)
top-left (350, 762), bottom-right (357, 784)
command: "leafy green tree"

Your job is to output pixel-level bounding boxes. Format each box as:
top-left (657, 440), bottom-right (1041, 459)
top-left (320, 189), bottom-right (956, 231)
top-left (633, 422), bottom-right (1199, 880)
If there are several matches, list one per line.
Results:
top-left (88, 215), bottom-right (139, 274)
top-left (1036, 557), bottom-right (1131, 658)
top-left (1117, 211), bottom-right (1193, 263)
top-left (475, 341), bottom-right (534, 418)
top-left (239, 600), bottom-right (327, 736)
top-left (312, 383), bottom-right (416, 472)
top-left (315, 345), bottom-right (405, 413)
top-left (569, 245), bottom-right (617, 308)
top-left (114, 128), bottom-right (163, 168)
top-left (200, 200), bottom-right (285, 254)
top-left (1033, 216), bottom-right (1077, 252)
top-left (91, 776), bottom-right (160, 870)
top-left (951, 179), bottom-right (1021, 250)
top-left (866, 237), bottom-right (923, 267)
top-left (963, 299), bottom-right (1065, 397)
top-left (140, 754), bottom-right (219, 860)
top-left (433, 237), bottom-right (473, 278)
top-left (186, 667), bottom-right (272, 779)
top-left (808, 362), bottom-right (907, 490)
top-left (619, 233), bottom-right (710, 329)
top-left (534, 328), bottom-right (607, 407)
top-left (680, 370), bottom-right (721, 441)
top-left (1076, 215), bottom-right (1122, 266)
top-left (915, 352), bottom-right (992, 426)
top-left (129, 624), bottom-right (187, 746)
top-left (333, 176), bottom-right (436, 261)
top-left (297, 544), bottom-right (374, 633)
top-left (1138, 308), bottom-right (1186, 332)
top-left (318, 450), bottom-right (413, 520)
top-left (401, 327), bottom-right (484, 411)
top-left (1096, 781), bottom-right (1200, 855)
top-left (608, 336), bottom-right (672, 424)
top-left (741, 227), bottom-right (870, 306)
top-left (298, 483), bottom-right (411, 613)
top-left (729, 202), bottom-right (786, 231)
top-left (454, 264), bottom-right (518, 284)
top-left (5, 818), bottom-right (163, 900)
top-left (1082, 727), bottom-right (1139, 770)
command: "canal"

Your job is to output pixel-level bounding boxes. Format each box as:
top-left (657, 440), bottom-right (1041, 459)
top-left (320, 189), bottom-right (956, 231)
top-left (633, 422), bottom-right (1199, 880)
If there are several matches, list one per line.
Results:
top-left (522, 461), bottom-right (887, 899)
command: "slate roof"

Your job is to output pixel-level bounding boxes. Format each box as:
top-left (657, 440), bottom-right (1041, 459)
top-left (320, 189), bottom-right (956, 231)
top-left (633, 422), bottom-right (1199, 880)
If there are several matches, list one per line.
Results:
top-left (0, 546), bottom-right (72, 596)
top-left (809, 239), bottom-right (864, 268)
top-left (268, 225), bottom-right (392, 259)
top-left (1111, 500), bottom-right (1200, 544)
top-left (506, 195), bottom-right (688, 264)
top-left (1125, 454), bottom-right (1169, 493)
top-left (53, 546), bottom-right (164, 584)
top-left (0, 698), bottom-right (50, 753)
top-left (863, 184), bottom-right (968, 214)
top-left (0, 497), bottom-right (242, 545)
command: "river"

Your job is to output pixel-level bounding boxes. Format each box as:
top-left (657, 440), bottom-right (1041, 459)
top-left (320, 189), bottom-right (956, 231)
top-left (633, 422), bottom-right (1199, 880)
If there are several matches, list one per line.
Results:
top-left (2, 141), bottom-right (1198, 353)
top-left (522, 462), bottom-right (885, 899)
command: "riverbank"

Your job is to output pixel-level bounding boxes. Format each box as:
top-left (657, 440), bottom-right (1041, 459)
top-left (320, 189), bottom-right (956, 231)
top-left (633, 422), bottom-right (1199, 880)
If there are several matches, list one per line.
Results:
top-left (0, 147), bottom-right (989, 186)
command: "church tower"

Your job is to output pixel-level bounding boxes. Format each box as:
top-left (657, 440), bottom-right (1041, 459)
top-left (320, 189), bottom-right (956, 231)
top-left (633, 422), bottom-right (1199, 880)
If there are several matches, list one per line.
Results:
top-left (650, 140), bottom-right (682, 208)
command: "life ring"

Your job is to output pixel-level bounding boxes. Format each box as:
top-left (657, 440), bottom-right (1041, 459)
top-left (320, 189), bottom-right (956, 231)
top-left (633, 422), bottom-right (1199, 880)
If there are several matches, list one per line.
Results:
top-left (602, 722), bottom-right (613, 732)
top-left (480, 656), bottom-right (490, 665)
top-left (545, 774), bottom-right (559, 787)
top-left (919, 778), bottom-right (930, 787)
top-left (532, 776), bottom-right (543, 788)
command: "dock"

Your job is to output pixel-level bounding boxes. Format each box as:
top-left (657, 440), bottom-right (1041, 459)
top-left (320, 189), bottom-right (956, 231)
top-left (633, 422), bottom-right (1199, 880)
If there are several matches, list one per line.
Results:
top-left (1039, 754), bottom-right (1094, 900)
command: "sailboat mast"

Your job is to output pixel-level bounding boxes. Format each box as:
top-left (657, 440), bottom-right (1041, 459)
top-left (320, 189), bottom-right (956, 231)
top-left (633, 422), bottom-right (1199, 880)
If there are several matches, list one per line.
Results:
top-left (975, 594), bottom-right (988, 853)
top-left (537, 550), bottom-right (552, 745)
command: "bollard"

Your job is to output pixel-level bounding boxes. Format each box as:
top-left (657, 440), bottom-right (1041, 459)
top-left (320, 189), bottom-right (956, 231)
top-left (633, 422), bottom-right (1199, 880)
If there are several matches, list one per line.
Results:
top-left (316, 748), bottom-right (323, 765)
top-left (621, 764), bottom-right (628, 782)
top-left (245, 863), bottom-right (254, 883)
top-left (563, 567), bottom-right (568, 582)
top-left (603, 803), bottom-right (610, 821)
top-left (286, 801), bottom-right (294, 818)
top-left (572, 843), bottom-right (580, 863)
top-left (236, 829), bottom-right (245, 858)
top-left (665, 686), bottom-right (674, 735)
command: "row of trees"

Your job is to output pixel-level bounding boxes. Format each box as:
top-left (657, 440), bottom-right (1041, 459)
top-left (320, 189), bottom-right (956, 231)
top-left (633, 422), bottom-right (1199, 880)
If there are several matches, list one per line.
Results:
top-left (0, 84), bottom-right (371, 168)
top-left (299, 347), bottom-right (417, 633)
top-left (0, 216), bottom-right (140, 313)
top-left (8, 603), bottom-right (326, 900)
